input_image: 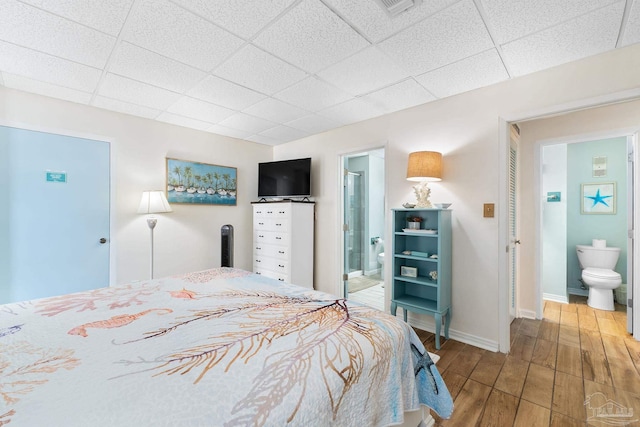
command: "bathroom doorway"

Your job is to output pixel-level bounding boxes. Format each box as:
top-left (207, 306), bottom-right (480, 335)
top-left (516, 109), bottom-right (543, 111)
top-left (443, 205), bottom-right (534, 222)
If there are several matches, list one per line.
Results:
top-left (341, 148), bottom-right (385, 311)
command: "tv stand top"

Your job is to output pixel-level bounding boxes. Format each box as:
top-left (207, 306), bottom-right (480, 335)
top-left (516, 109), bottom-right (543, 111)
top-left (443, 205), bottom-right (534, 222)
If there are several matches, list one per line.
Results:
top-left (253, 197), bottom-right (314, 204)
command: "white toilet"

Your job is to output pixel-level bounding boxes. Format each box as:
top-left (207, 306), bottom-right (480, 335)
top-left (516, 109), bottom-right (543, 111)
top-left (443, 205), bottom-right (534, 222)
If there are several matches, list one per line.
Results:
top-left (576, 244), bottom-right (622, 311)
top-left (377, 252), bottom-right (385, 278)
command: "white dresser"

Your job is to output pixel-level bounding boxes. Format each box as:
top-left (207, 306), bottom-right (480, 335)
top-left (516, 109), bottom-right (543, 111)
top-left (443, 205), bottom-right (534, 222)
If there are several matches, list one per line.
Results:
top-left (252, 201), bottom-right (315, 289)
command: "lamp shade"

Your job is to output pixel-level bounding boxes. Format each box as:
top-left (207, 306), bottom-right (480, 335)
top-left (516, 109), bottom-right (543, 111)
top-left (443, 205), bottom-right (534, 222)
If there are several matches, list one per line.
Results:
top-left (137, 191), bottom-right (172, 214)
top-left (406, 151), bottom-right (442, 182)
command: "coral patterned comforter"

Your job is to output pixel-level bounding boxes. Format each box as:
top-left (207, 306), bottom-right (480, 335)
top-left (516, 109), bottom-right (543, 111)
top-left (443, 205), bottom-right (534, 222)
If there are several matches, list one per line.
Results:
top-left (0, 268), bottom-right (452, 426)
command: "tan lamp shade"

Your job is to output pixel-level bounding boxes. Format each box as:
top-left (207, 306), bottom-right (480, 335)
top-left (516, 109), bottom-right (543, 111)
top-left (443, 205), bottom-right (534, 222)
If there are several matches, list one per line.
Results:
top-left (406, 151), bottom-right (442, 182)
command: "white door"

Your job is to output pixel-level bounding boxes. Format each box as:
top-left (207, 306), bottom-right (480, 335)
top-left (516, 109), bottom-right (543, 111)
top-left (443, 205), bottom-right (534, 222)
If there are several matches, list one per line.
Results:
top-left (0, 126), bottom-right (110, 303)
top-left (508, 125), bottom-right (520, 320)
top-left (628, 136), bottom-right (635, 334)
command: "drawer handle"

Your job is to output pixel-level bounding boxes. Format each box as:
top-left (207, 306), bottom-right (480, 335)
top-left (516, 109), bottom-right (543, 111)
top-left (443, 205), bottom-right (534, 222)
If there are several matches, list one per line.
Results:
top-left (256, 260), bottom-right (261, 263)
top-left (258, 222), bottom-right (264, 225)
top-left (279, 211), bottom-right (285, 214)
top-left (276, 223), bottom-right (282, 226)
top-left (267, 211), bottom-right (273, 214)
top-left (278, 278), bottom-right (284, 282)
top-left (258, 234), bottom-right (264, 238)
top-left (278, 264), bottom-right (284, 268)
top-left (256, 247), bottom-right (261, 250)
top-left (276, 237), bottom-right (282, 240)
top-left (278, 251), bottom-right (285, 254)
top-left (256, 272), bottom-right (261, 275)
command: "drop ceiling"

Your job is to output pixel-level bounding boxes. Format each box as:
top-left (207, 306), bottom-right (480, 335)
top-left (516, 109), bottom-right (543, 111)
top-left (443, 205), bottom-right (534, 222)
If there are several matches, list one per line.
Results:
top-left (0, 0), bottom-right (638, 145)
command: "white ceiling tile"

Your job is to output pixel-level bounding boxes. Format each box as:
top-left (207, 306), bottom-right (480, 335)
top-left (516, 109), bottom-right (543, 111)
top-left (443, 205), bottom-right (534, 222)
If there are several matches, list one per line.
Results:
top-left (0, 0), bottom-right (116, 68)
top-left (246, 134), bottom-right (282, 146)
top-left (285, 114), bottom-right (342, 134)
top-left (20, 0), bottom-right (133, 36)
top-left (97, 73), bottom-right (181, 110)
top-left (187, 75), bottom-right (266, 110)
top-left (378, 0), bottom-right (494, 75)
top-left (167, 96), bottom-right (235, 123)
top-left (501, 2), bottom-right (625, 76)
top-left (274, 77), bottom-right (352, 112)
top-left (361, 79), bottom-right (435, 112)
top-left (214, 44), bottom-right (307, 94)
top-left (242, 98), bottom-right (308, 123)
top-left (253, 0), bottom-right (369, 73)
top-left (259, 125), bottom-right (309, 142)
top-left (0, 40), bottom-right (101, 92)
top-left (171, 0), bottom-right (296, 39)
top-left (317, 46), bottom-right (410, 95)
top-left (218, 112), bottom-right (278, 134)
top-left (208, 124), bottom-right (253, 139)
top-left (324, 0), bottom-right (459, 42)
top-left (109, 42), bottom-right (207, 93)
top-left (621, 0), bottom-right (640, 47)
top-left (1, 72), bottom-right (92, 104)
top-left (123, 0), bottom-right (244, 71)
top-left (156, 112), bottom-right (212, 131)
top-left (318, 98), bottom-right (386, 126)
top-left (415, 49), bottom-right (509, 98)
top-left (92, 96), bottom-right (161, 119)
top-left (480, 0), bottom-right (620, 44)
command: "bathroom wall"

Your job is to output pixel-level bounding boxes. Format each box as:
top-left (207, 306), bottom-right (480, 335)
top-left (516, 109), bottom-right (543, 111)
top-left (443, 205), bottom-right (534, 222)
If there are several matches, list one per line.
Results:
top-left (542, 144), bottom-right (568, 301)
top-left (567, 137), bottom-right (628, 294)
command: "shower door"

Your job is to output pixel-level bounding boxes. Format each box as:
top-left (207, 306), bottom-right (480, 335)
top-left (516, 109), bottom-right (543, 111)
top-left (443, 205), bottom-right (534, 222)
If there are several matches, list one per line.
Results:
top-left (345, 170), bottom-right (364, 277)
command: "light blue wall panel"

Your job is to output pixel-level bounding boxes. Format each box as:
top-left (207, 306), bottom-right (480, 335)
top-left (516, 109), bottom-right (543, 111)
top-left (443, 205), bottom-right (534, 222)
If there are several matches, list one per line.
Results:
top-left (567, 137), bottom-right (627, 292)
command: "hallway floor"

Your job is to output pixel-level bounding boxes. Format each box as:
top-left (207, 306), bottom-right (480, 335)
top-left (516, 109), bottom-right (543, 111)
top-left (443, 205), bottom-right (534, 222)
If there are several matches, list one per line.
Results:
top-left (413, 296), bottom-right (639, 426)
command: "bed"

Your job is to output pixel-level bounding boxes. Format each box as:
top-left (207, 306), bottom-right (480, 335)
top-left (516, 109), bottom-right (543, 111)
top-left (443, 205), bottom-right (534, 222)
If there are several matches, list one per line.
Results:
top-left (0, 267), bottom-right (452, 426)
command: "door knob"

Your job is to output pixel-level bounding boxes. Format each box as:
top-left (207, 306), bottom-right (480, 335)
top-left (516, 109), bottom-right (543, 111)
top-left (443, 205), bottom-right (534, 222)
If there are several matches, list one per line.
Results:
top-left (99, 238), bottom-right (107, 244)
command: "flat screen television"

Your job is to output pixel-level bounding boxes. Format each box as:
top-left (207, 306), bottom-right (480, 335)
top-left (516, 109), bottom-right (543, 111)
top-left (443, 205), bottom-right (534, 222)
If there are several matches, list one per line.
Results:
top-left (258, 158), bottom-right (311, 199)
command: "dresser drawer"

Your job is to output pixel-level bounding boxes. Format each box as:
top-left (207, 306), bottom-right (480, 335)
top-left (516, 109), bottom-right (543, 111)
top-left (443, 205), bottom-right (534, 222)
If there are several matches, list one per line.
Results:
top-left (254, 218), bottom-right (290, 232)
top-left (253, 257), bottom-right (290, 275)
top-left (254, 268), bottom-right (288, 283)
top-left (254, 230), bottom-right (289, 246)
top-left (254, 243), bottom-right (288, 260)
top-left (253, 204), bottom-right (291, 219)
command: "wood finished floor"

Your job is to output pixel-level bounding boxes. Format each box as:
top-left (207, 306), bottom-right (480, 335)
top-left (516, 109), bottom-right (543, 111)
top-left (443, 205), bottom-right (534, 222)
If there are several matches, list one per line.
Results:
top-left (414, 296), bottom-right (640, 427)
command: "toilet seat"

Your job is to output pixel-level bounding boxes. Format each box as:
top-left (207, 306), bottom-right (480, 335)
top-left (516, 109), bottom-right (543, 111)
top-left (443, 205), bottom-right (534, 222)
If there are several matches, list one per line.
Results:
top-left (582, 267), bottom-right (621, 281)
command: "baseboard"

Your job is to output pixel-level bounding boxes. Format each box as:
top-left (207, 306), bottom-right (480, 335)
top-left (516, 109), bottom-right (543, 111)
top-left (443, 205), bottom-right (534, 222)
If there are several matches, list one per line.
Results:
top-left (518, 309), bottom-right (537, 319)
top-left (543, 293), bottom-right (569, 304)
top-left (568, 288), bottom-right (589, 297)
top-left (406, 314), bottom-right (500, 352)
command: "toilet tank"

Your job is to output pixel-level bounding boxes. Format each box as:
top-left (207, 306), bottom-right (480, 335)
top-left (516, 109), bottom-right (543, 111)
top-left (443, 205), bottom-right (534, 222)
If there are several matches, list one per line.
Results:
top-left (576, 245), bottom-right (620, 269)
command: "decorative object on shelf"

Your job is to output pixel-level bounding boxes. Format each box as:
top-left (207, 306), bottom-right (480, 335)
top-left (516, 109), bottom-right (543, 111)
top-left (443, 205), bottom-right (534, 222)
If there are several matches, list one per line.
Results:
top-left (138, 191), bottom-right (172, 280)
top-left (406, 151), bottom-right (442, 208)
top-left (402, 228), bottom-right (437, 234)
top-left (429, 271), bottom-right (438, 281)
top-left (402, 202), bottom-right (416, 208)
top-left (430, 254), bottom-right (438, 259)
top-left (166, 157), bottom-right (237, 206)
top-left (581, 182), bottom-right (615, 214)
top-left (406, 215), bottom-right (423, 230)
top-left (434, 203), bottom-right (452, 209)
top-left (400, 266), bottom-right (418, 278)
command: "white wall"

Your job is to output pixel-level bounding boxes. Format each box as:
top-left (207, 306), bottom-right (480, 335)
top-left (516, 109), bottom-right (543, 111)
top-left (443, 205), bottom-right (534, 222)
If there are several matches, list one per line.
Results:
top-left (0, 86), bottom-right (272, 285)
top-left (541, 144), bottom-right (568, 301)
top-left (274, 43), bottom-right (640, 349)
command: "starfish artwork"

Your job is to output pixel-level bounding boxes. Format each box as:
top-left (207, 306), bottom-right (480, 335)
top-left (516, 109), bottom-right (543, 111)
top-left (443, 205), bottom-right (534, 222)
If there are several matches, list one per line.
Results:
top-left (586, 188), bottom-right (613, 208)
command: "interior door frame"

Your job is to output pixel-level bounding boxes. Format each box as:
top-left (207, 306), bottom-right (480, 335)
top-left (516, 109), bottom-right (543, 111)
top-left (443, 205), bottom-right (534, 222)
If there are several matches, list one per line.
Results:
top-left (0, 118), bottom-right (116, 286)
top-left (498, 88), bottom-right (640, 352)
top-left (337, 142), bottom-right (388, 300)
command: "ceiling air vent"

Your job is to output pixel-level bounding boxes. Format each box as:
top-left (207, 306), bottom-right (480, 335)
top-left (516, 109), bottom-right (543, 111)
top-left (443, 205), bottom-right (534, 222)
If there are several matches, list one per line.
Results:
top-left (373, 0), bottom-right (422, 17)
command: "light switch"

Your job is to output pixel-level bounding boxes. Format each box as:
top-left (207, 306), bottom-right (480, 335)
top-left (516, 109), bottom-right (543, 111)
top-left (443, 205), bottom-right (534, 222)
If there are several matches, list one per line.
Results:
top-left (484, 203), bottom-right (495, 218)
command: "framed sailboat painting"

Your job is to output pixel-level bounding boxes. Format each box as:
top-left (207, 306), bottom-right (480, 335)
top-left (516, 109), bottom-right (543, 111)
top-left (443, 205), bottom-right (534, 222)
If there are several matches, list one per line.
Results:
top-left (166, 157), bottom-right (237, 206)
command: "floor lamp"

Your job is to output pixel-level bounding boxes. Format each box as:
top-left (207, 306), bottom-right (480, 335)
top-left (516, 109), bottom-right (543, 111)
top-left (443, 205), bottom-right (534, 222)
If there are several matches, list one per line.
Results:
top-left (137, 191), bottom-right (172, 280)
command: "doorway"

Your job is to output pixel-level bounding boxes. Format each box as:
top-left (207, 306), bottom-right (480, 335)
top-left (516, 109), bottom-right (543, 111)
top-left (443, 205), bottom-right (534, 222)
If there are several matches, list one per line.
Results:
top-left (341, 148), bottom-right (385, 311)
top-left (0, 125), bottom-right (111, 304)
top-left (538, 135), bottom-right (632, 330)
